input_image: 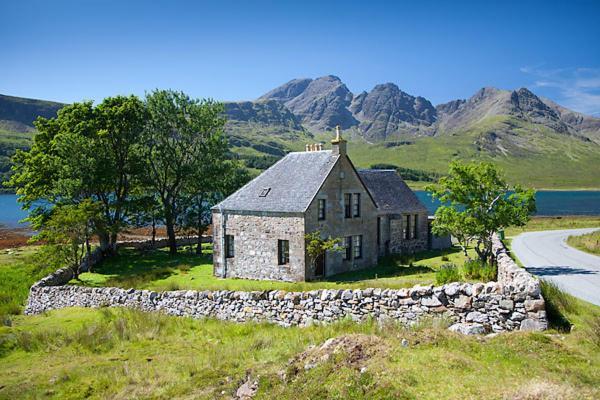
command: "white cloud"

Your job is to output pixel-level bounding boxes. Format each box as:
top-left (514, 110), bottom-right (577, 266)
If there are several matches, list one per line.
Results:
top-left (520, 66), bottom-right (600, 116)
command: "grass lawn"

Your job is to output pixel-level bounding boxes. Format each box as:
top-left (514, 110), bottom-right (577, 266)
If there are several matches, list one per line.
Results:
top-left (1, 290), bottom-right (599, 399)
top-left (75, 244), bottom-right (474, 292)
top-left (504, 216), bottom-right (600, 237)
top-left (567, 229), bottom-right (600, 256)
top-left (0, 221), bottom-right (599, 398)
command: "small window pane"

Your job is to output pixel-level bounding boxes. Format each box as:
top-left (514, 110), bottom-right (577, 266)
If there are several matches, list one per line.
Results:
top-left (344, 236), bottom-right (352, 260)
top-left (344, 193), bottom-right (352, 218)
top-left (318, 199), bottom-right (326, 220)
top-left (225, 235), bottom-right (234, 258)
top-left (278, 240), bottom-right (289, 265)
top-left (353, 235), bottom-right (362, 259)
top-left (413, 214), bottom-right (418, 239)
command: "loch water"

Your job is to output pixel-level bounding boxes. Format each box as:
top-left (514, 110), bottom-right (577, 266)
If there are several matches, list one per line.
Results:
top-left (1, 191), bottom-right (599, 228)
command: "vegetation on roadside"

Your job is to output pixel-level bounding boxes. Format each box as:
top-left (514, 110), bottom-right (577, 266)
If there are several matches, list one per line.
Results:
top-left (428, 161), bottom-right (535, 263)
top-left (567, 229), bottom-right (600, 255)
top-left (504, 216), bottom-right (600, 237)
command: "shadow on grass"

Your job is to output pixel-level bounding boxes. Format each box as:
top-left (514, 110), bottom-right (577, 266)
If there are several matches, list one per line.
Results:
top-left (322, 247), bottom-right (462, 284)
top-left (87, 247), bottom-right (212, 288)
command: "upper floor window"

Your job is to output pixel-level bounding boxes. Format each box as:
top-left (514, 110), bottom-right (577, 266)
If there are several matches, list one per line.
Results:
top-left (403, 215), bottom-right (410, 240)
top-left (278, 239), bottom-right (290, 265)
top-left (353, 193), bottom-right (361, 217)
top-left (225, 234), bottom-right (235, 258)
top-left (318, 199), bottom-right (326, 220)
top-left (344, 193), bottom-right (352, 218)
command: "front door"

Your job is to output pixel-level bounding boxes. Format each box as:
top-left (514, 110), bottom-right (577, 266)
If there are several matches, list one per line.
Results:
top-left (315, 253), bottom-right (325, 277)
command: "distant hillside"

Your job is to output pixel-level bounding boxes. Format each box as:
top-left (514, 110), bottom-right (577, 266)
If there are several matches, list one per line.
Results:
top-left (0, 94), bottom-right (64, 132)
top-left (2, 81), bottom-right (600, 189)
top-left (0, 95), bottom-right (65, 188)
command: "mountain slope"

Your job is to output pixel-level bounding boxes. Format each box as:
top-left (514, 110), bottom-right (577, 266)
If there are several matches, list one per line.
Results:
top-left (350, 83), bottom-right (437, 140)
top-left (2, 80), bottom-right (600, 188)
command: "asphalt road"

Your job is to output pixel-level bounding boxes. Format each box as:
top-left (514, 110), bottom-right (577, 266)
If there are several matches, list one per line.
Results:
top-left (511, 228), bottom-right (600, 306)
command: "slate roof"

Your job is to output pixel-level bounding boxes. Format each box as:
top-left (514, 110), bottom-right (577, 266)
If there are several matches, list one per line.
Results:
top-left (213, 150), bottom-right (340, 213)
top-left (358, 169), bottom-right (428, 214)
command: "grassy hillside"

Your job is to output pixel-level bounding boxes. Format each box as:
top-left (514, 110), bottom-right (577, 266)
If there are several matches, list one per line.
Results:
top-left (347, 116), bottom-right (600, 189)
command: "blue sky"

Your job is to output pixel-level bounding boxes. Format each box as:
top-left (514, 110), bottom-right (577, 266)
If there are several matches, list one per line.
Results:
top-left (2, 0), bottom-right (600, 115)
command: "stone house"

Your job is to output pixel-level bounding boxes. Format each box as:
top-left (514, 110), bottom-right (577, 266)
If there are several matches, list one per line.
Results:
top-left (212, 128), bottom-right (436, 282)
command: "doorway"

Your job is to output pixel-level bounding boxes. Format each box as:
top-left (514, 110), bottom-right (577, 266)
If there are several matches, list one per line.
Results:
top-left (315, 253), bottom-right (325, 277)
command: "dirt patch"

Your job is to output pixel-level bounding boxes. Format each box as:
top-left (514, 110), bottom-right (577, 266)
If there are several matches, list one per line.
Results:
top-left (0, 227), bottom-right (33, 249)
top-left (285, 334), bottom-right (384, 378)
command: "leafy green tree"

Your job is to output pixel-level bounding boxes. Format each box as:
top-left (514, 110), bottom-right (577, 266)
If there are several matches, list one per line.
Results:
top-left (305, 231), bottom-right (343, 274)
top-left (179, 159), bottom-right (249, 255)
top-left (8, 96), bottom-right (146, 254)
top-left (33, 200), bottom-right (101, 278)
top-left (427, 161), bottom-right (536, 263)
top-left (142, 90), bottom-right (228, 255)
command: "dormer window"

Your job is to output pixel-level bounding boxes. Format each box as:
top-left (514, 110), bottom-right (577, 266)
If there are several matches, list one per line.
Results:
top-left (259, 188), bottom-right (271, 197)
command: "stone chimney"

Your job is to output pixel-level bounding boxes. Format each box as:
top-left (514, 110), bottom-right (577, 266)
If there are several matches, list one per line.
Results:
top-left (331, 125), bottom-right (347, 156)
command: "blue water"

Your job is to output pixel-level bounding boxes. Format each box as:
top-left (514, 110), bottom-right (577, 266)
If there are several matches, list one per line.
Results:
top-left (1, 191), bottom-right (599, 228)
top-left (414, 190), bottom-right (600, 216)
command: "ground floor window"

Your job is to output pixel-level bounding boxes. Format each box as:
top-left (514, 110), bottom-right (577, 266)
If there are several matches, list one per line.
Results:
top-left (404, 215), bottom-right (410, 240)
top-left (225, 234), bottom-right (234, 258)
top-left (353, 235), bottom-right (363, 259)
top-left (344, 236), bottom-right (352, 260)
top-left (278, 239), bottom-right (290, 265)
top-left (412, 214), bottom-right (418, 239)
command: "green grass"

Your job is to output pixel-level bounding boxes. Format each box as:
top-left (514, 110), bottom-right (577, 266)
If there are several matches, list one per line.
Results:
top-left (567, 229), bottom-right (600, 255)
top-left (504, 216), bottom-right (600, 237)
top-left (1, 230), bottom-right (599, 398)
top-left (0, 246), bottom-right (62, 322)
top-left (1, 295), bottom-right (599, 399)
top-left (75, 244), bottom-right (474, 292)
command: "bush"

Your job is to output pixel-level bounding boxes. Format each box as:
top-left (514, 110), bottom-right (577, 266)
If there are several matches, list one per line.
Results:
top-left (461, 259), bottom-right (497, 282)
top-left (441, 255), bottom-right (450, 262)
top-left (436, 263), bottom-right (461, 285)
top-left (540, 280), bottom-right (576, 332)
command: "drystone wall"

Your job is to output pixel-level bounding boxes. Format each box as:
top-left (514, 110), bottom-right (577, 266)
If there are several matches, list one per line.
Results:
top-left (25, 235), bottom-right (547, 333)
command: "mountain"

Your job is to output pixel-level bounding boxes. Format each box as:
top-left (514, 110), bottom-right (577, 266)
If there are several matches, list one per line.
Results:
top-left (0, 94), bottom-right (64, 133)
top-left (350, 83), bottom-right (437, 140)
top-left (259, 75), bottom-right (357, 130)
top-left (2, 78), bottom-right (600, 189)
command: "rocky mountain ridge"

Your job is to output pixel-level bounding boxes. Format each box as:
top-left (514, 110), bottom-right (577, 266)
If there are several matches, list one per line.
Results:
top-left (251, 76), bottom-right (600, 144)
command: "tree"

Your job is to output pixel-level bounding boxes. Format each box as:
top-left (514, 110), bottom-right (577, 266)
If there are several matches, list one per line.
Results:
top-left (8, 96), bottom-right (146, 254)
top-left (305, 231), bottom-right (343, 273)
top-left (179, 159), bottom-right (249, 255)
top-left (427, 161), bottom-right (536, 263)
top-left (33, 200), bottom-right (101, 278)
top-left (142, 90), bottom-right (228, 255)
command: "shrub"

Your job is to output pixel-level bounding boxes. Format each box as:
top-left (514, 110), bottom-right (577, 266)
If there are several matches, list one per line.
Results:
top-left (436, 263), bottom-right (461, 285)
top-left (461, 259), bottom-right (497, 282)
top-left (540, 280), bottom-right (576, 332)
top-left (441, 255), bottom-right (450, 262)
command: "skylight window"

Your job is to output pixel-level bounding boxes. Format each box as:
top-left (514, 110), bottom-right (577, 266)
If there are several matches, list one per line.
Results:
top-left (259, 188), bottom-right (271, 197)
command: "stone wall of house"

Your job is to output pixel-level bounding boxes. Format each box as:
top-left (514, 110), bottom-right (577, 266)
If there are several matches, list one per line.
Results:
top-left (304, 155), bottom-right (379, 278)
top-left (388, 213), bottom-right (429, 254)
top-left (25, 234), bottom-right (547, 333)
top-left (212, 212), bottom-right (306, 282)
